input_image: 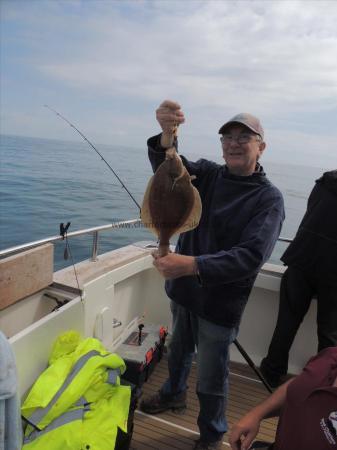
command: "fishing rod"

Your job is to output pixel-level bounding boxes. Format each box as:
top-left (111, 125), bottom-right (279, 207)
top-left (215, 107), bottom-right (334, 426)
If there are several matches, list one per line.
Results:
top-left (44, 104), bottom-right (141, 212)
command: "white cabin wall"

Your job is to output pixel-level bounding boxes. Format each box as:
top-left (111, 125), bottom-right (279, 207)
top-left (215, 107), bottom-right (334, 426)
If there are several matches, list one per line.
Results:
top-left (129, 261), bottom-right (317, 375)
top-left (137, 268), bottom-right (172, 329)
top-left (82, 256), bottom-right (156, 345)
top-left (233, 268), bottom-right (317, 374)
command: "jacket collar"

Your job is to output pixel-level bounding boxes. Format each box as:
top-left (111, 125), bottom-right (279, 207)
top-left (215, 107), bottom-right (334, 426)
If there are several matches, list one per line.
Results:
top-left (222, 163), bottom-right (267, 182)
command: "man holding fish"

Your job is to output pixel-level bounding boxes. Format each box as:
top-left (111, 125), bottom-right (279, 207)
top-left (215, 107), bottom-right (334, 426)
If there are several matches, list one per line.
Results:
top-left (140, 100), bottom-right (285, 449)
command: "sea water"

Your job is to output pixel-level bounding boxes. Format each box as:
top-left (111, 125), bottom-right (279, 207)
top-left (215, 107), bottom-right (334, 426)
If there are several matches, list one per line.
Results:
top-left (0, 134), bottom-right (328, 270)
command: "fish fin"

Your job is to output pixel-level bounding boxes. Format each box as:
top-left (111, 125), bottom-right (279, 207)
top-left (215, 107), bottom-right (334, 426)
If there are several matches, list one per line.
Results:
top-left (175, 186), bottom-right (202, 234)
top-left (189, 187), bottom-right (202, 228)
top-left (141, 175), bottom-right (159, 237)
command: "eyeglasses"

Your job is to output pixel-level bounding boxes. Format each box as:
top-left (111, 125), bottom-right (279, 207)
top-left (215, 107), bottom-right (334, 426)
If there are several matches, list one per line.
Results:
top-left (220, 133), bottom-right (261, 145)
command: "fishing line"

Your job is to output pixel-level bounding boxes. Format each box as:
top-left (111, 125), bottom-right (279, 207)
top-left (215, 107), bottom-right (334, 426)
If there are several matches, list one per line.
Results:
top-left (44, 104), bottom-right (141, 212)
top-left (60, 222), bottom-right (84, 303)
top-left (65, 236), bottom-right (83, 302)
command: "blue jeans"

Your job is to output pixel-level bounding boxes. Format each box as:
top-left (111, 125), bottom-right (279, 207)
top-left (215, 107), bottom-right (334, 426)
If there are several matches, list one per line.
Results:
top-left (161, 301), bottom-right (238, 442)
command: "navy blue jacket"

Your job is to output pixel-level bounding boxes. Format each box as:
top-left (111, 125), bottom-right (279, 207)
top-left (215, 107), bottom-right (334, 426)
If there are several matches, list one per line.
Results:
top-left (148, 134), bottom-right (285, 327)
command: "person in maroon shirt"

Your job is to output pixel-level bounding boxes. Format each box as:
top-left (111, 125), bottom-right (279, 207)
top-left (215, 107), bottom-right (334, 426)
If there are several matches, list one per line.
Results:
top-left (229, 347), bottom-right (337, 450)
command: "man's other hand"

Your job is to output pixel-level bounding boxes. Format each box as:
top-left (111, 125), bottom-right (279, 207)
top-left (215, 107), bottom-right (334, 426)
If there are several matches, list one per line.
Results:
top-left (152, 252), bottom-right (196, 279)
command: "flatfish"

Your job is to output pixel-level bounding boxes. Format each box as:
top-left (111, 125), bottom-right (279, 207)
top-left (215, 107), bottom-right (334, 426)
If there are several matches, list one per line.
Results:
top-left (141, 146), bottom-right (202, 256)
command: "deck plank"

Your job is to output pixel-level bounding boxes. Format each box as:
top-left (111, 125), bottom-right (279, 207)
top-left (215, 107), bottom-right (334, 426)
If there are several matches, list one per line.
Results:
top-left (130, 355), bottom-right (278, 449)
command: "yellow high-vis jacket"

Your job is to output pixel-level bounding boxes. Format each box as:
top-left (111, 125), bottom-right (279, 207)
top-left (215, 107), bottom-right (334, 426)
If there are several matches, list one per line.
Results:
top-left (21, 331), bottom-right (130, 450)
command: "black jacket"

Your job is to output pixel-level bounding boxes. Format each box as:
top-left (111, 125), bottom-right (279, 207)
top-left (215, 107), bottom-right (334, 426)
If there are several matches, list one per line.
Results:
top-left (148, 134), bottom-right (285, 327)
top-left (281, 170), bottom-right (337, 283)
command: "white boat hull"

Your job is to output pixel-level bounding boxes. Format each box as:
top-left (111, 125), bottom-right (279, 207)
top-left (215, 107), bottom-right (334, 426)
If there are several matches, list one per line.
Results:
top-left (1, 244), bottom-right (317, 399)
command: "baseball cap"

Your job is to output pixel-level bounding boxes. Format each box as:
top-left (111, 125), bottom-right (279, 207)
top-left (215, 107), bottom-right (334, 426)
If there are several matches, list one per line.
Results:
top-left (218, 113), bottom-right (264, 139)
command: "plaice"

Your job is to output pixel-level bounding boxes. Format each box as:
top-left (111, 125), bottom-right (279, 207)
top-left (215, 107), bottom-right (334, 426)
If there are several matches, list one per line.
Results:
top-left (141, 144), bottom-right (202, 257)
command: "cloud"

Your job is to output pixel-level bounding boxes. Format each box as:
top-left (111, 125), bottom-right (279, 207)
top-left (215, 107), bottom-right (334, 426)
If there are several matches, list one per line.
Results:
top-left (1, 0), bottom-right (337, 166)
top-left (29, 0), bottom-right (337, 122)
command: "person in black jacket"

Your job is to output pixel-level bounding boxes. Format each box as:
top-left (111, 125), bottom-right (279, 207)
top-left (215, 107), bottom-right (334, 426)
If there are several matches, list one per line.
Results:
top-left (140, 100), bottom-right (285, 450)
top-left (261, 170), bottom-right (337, 388)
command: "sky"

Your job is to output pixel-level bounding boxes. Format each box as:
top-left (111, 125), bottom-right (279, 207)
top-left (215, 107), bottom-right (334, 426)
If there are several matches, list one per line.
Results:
top-left (1, 0), bottom-right (337, 167)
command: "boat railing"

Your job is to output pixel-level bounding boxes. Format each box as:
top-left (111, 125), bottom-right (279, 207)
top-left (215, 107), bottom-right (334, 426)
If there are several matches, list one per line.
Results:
top-left (0, 218), bottom-right (292, 261)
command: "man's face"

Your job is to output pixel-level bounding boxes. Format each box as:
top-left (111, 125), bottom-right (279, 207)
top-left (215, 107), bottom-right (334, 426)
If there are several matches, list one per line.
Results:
top-left (221, 124), bottom-right (266, 176)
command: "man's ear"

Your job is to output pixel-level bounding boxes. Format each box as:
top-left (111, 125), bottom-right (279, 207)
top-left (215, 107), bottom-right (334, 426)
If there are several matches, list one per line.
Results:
top-left (259, 141), bottom-right (266, 155)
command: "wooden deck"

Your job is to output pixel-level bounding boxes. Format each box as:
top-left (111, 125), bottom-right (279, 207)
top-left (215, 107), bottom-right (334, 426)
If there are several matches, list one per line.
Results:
top-left (130, 356), bottom-right (278, 449)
